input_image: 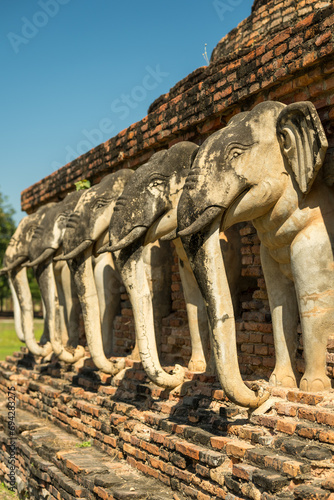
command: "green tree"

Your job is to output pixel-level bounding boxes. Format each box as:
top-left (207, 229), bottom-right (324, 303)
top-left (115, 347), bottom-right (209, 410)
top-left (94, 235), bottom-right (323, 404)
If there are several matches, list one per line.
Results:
top-left (0, 190), bottom-right (16, 312)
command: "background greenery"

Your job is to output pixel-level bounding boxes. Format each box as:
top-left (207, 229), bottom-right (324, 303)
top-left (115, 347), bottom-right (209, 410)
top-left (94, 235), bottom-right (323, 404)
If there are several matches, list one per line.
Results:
top-left (0, 320), bottom-right (44, 361)
top-left (0, 190), bottom-right (16, 312)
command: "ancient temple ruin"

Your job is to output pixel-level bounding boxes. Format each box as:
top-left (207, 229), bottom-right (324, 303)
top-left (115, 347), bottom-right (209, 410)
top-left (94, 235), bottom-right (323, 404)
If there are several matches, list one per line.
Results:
top-left (1, 0), bottom-right (334, 498)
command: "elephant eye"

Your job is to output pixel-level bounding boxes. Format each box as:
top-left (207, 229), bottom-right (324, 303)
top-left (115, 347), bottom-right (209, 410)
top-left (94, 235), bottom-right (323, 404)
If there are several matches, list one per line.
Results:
top-left (150, 179), bottom-right (163, 187)
top-left (149, 179), bottom-right (164, 188)
top-left (93, 199), bottom-right (110, 210)
top-left (227, 149), bottom-right (244, 162)
top-left (57, 215), bottom-right (67, 223)
top-left (27, 224), bottom-right (38, 237)
top-left (225, 143), bottom-right (252, 163)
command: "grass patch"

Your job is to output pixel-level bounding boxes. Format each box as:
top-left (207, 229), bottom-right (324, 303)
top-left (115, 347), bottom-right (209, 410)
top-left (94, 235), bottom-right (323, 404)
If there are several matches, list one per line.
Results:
top-left (0, 481), bottom-right (18, 498)
top-left (0, 320), bottom-right (44, 360)
top-left (76, 440), bottom-right (92, 448)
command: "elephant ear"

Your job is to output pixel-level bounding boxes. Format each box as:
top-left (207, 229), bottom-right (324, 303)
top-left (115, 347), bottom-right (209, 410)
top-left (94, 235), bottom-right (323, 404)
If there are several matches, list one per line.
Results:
top-left (277, 101), bottom-right (328, 194)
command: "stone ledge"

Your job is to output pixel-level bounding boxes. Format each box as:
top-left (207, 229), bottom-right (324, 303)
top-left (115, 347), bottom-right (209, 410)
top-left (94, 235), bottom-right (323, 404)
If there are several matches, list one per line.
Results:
top-left (1, 351), bottom-right (334, 499)
top-left (0, 401), bottom-right (177, 500)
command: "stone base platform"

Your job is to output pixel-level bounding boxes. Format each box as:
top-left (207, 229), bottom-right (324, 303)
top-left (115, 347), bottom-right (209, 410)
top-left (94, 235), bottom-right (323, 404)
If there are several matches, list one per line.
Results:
top-left (0, 400), bottom-right (175, 500)
top-left (1, 349), bottom-right (334, 499)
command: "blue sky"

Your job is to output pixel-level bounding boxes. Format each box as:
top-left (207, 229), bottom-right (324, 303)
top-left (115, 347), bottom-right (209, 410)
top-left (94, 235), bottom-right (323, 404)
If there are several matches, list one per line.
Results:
top-left (0, 0), bottom-right (253, 224)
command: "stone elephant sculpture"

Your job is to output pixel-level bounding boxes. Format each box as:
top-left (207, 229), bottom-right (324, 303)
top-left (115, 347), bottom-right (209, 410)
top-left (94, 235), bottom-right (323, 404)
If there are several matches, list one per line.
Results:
top-left (105, 142), bottom-right (242, 389)
top-left (22, 191), bottom-right (84, 359)
top-left (178, 101), bottom-right (330, 408)
top-left (0, 206), bottom-right (53, 345)
top-left (57, 170), bottom-right (133, 374)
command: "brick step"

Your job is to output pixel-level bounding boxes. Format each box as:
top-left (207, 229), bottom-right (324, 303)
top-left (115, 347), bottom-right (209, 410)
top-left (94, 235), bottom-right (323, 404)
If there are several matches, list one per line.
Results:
top-left (231, 464), bottom-right (334, 500)
top-left (3, 355), bottom-right (334, 452)
top-left (2, 358), bottom-right (334, 498)
top-left (249, 390), bottom-right (334, 448)
top-left (0, 400), bottom-right (180, 500)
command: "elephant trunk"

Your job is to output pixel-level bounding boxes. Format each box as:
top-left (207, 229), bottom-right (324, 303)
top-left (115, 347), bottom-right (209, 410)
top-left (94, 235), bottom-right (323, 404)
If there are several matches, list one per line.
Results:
top-left (8, 275), bottom-right (25, 342)
top-left (54, 239), bottom-right (93, 261)
top-left (11, 264), bottom-right (53, 357)
top-left (69, 248), bottom-right (125, 375)
top-left (181, 217), bottom-right (269, 408)
top-left (114, 243), bottom-right (185, 389)
top-left (0, 255), bottom-right (29, 274)
top-left (109, 226), bottom-right (147, 252)
top-left (23, 248), bottom-right (56, 268)
top-left (34, 258), bottom-right (84, 363)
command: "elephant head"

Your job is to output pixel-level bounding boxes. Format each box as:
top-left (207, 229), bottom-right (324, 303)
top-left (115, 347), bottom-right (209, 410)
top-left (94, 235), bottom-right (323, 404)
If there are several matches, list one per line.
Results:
top-left (59, 170), bottom-right (134, 374)
top-left (106, 142), bottom-right (200, 388)
top-left (1, 206), bottom-right (53, 273)
top-left (21, 192), bottom-right (83, 358)
top-left (1, 206), bottom-right (54, 343)
top-left (177, 101), bottom-right (328, 407)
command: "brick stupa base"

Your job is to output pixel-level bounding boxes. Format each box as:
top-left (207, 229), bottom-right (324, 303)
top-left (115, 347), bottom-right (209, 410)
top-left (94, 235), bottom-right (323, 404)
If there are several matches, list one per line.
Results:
top-left (1, 350), bottom-right (334, 499)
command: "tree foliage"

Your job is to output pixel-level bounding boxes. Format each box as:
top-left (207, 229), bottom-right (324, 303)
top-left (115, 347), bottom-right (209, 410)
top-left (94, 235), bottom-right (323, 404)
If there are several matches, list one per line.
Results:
top-left (0, 190), bottom-right (16, 311)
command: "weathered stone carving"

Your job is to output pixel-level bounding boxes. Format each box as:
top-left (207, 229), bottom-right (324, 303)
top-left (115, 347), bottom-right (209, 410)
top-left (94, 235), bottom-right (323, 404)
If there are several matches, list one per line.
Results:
top-left (104, 143), bottom-right (200, 388)
top-left (0, 206), bottom-right (53, 345)
top-left (58, 170), bottom-right (133, 373)
top-left (178, 101), bottom-right (330, 407)
top-left (106, 142), bottom-right (243, 388)
top-left (21, 191), bottom-right (83, 359)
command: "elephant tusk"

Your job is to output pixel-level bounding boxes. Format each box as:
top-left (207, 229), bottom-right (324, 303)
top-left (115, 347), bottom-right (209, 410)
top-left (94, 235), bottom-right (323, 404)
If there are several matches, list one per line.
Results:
top-left (109, 226), bottom-right (147, 251)
top-left (96, 243), bottom-right (110, 254)
top-left (160, 228), bottom-right (178, 241)
top-left (1, 255), bottom-right (29, 273)
top-left (23, 248), bottom-right (56, 267)
top-left (53, 252), bottom-right (64, 261)
top-left (178, 206), bottom-right (223, 237)
top-left (56, 240), bottom-right (93, 260)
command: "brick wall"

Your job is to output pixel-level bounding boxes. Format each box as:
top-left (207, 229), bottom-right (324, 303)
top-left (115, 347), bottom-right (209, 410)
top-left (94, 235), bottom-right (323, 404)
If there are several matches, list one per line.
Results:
top-left (20, 0), bottom-right (334, 379)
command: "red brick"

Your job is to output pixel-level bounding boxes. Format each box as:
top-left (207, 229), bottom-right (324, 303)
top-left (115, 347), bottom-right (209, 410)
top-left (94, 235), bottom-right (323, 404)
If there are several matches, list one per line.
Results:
top-left (276, 419), bottom-right (297, 435)
top-left (295, 11), bottom-right (315, 29)
top-left (136, 461), bottom-right (159, 479)
top-left (325, 75), bottom-right (334, 91)
top-left (102, 435), bottom-right (118, 448)
top-left (319, 430), bottom-right (334, 444)
top-left (315, 31), bottom-right (332, 47)
top-left (241, 344), bottom-right (254, 354)
top-left (317, 410), bottom-right (334, 426)
top-left (297, 407), bottom-right (318, 422)
top-left (287, 390), bottom-right (324, 406)
top-left (226, 441), bottom-right (254, 459)
top-left (276, 402), bottom-right (298, 417)
top-left (123, 443), bottom-right (147, 461)
top-left (322, 476), bottom-right (334, 491)
top-left (275, 43), bottom-right (288, 57)
top-left (232, 463), bottom-right (257, 481)
top-left (175, 441), bottom-right (202, 460)
top-left (139, 441), bottom-right (160, 456)
top-left (282, 460), bottom-right (309, 477)
top-left (297, 425), bottom-right (318, 440)
top-left (210, 436), bottom-right (232, 450)
top-left (174, 467), bottom-right (194, 484)
top-left (303, 51), bottom-right (318, 66)
top-left (197, 492), bottom-right (211, 500)
top-left (322, 13), bottom-right (334, 28)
